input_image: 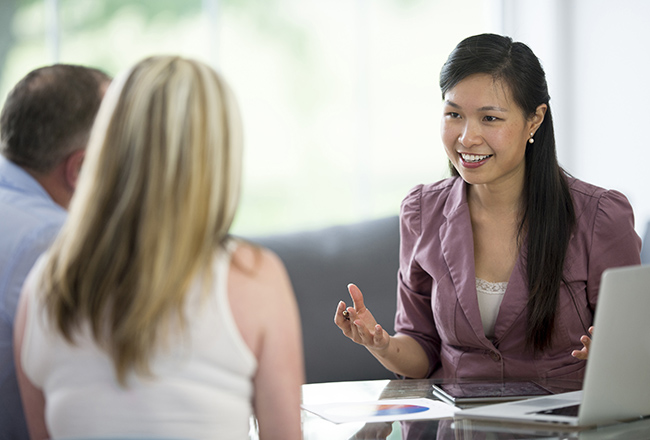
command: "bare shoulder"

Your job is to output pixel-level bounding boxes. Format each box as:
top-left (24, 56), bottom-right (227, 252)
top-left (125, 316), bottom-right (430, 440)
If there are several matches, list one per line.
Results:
top-left (229, 240), bottom-right (290, 292)
top-left (227, 240), bottom-right (297, 358)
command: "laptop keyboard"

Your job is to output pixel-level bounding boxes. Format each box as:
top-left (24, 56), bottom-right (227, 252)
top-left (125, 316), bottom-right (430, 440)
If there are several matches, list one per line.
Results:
top-left (537, 404), bottom-right (580, 417)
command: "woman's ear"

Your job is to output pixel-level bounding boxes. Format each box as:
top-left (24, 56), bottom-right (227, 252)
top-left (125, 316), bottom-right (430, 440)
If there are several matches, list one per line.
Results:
top-left (529, 103), bottom-right (548, 134)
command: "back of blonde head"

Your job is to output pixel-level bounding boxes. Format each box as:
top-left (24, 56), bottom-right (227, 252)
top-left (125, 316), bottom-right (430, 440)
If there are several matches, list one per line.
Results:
top-left (43, 56), bottom-right (243, 384)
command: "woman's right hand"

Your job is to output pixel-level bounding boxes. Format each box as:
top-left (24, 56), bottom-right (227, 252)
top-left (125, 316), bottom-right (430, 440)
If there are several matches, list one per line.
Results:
top-left (334, 283), bottom-right (390, 352)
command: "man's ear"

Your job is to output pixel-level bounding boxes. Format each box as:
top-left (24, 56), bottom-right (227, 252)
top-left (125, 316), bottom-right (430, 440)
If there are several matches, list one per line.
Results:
top-left (63, 149), bottom-right (85, 191)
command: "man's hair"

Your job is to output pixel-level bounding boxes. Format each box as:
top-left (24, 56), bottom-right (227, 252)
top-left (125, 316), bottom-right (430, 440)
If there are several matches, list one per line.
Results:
top-left (0, 64), bottom-right (111, 173)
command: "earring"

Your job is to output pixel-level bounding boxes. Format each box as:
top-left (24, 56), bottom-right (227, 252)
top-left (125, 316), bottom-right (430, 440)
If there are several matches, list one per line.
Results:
top-left (528, 133), bottom-right (535, 144)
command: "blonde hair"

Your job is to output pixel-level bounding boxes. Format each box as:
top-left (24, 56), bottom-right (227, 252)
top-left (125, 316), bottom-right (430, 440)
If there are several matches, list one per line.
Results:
top-left (42, 56), bottom-right (243, 385)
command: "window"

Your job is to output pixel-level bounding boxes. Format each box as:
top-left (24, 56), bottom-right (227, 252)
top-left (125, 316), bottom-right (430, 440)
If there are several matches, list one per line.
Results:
top-left (0, 0), bottom-right (490, 235)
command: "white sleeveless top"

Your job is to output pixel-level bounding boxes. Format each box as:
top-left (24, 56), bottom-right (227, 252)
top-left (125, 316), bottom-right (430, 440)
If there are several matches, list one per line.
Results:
top-left (22, 243), bottom-right (257, 439)
top-left (476, 277), bottom-right (507, 338)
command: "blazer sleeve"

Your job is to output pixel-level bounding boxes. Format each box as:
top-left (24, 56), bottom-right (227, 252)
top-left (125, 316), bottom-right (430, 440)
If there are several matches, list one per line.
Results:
top-left (586, 190), bottom-right (642, 309)
top-left (394, 185), bottom-right (441, 377)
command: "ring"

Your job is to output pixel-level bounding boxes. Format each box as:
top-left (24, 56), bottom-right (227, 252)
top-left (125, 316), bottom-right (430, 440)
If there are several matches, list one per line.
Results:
top-left (342, 310), bottom-right (350, 320)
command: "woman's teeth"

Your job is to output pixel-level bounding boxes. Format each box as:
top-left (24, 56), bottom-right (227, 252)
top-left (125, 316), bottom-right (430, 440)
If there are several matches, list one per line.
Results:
top-left (461, 153), bottom-right (491, 163)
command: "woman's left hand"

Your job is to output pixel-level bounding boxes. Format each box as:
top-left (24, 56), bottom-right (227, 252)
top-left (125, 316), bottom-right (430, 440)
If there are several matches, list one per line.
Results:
top-left (571, 326), bottom-right (594, 360)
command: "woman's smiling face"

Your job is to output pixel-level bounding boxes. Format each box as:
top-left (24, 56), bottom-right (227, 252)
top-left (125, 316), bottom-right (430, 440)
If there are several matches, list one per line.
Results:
top-left (441, 73), bottom-right (545, 190)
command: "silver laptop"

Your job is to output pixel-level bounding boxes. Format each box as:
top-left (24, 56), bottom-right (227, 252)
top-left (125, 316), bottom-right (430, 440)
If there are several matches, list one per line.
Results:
top-left (455, 264), bottom-right (650, 429)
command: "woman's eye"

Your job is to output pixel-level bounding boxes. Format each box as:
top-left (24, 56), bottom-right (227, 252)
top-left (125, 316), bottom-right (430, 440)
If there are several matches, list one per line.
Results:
top-left (484, 115), bottom-right (499, 122)
top-left (446, 112), bottom-right (461, 118)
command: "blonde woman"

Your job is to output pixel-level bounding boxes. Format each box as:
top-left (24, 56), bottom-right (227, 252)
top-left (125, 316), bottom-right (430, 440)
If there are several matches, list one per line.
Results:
top-left (13, 56), bottom-right (304, 439)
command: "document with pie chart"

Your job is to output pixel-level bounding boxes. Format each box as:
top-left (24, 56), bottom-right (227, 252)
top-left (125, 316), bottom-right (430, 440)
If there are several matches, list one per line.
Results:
top-left (302, 398), bottom-right (458, 424)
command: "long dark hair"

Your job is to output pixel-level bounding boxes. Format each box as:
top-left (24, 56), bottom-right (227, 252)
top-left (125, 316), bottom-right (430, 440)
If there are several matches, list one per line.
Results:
top-left (439, 34), bottom-right (576, 352)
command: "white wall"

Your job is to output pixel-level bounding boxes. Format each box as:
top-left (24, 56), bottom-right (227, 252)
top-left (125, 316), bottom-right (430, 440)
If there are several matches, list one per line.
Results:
top-left (500, 0), bottom-right (650, 236)
top-left (571, 1), bottom-right (650, 236)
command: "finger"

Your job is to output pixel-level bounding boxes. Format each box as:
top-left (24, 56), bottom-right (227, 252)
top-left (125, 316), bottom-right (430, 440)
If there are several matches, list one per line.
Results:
top-left (334, 301), bottom-right (349, 326)
top-left (571, 348), bottom-right (588, 360)
top-left (588, 326), bottom-right (594, 335)
top-left (348, 321), bottom-right (365, 344)
top-left (353, 320), bottom-right (384, 348)
top-left (334, 301), bottom-right (350, 321)
top-left (373, 324), bottom-right (387, 348)
top-left (353, 320), bottom-right (364, 338)
top-left (353, 320), bottom-right (372, 345)
top-left (348, 283), bottom-right (367, 313)
top-left (335, 302), bottom-right (356, 338)
top-left (346, 306), bottom-right (358, 322)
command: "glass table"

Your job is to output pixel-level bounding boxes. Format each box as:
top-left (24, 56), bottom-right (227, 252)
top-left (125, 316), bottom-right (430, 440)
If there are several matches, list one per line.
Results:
top-left (300, 379), bottom-right (650, 439)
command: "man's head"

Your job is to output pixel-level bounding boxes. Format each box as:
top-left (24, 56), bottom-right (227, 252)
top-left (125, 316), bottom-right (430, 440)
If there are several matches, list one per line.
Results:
top-left (0, 64), bottom-right (110, 208)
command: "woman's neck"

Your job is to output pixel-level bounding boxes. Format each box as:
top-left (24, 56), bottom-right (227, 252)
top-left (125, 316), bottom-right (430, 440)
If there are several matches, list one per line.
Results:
top-left (467, 173), bottom-right (524, 216)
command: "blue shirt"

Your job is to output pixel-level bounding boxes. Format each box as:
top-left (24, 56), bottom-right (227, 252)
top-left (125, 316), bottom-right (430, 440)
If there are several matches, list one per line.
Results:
top-left (0, 155), bottom-right (66, 440)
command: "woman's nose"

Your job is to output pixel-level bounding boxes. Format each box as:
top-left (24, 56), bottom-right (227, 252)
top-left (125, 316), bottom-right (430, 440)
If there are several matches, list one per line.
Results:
top-left (458, 122), bottom-right (481, 148)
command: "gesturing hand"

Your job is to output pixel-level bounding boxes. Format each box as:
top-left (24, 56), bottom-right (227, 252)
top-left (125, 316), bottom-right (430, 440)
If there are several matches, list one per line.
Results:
top-left (571, 326), bottom-right (594, 360)
top-left (334, 283), bottom-right (390, 352)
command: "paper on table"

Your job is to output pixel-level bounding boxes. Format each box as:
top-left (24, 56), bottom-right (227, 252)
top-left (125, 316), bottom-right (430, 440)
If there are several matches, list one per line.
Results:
top-left (301, 398), bottom-right (458, 424)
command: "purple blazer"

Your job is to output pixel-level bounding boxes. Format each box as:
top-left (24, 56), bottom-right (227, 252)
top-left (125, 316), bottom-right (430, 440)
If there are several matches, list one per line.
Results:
top-left (395, 176), bottom-right (641, 380)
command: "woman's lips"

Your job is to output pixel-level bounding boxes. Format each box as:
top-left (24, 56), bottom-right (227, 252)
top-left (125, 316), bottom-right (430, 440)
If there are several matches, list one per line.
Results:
top-left (459, 152), bottom-right (492, 168)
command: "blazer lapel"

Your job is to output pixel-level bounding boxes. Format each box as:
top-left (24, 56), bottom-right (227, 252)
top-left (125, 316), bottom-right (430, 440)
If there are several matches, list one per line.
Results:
top-left (438, 178), bottom-right (487, 341)
top-left (493, 242), bottom-right (529, 342)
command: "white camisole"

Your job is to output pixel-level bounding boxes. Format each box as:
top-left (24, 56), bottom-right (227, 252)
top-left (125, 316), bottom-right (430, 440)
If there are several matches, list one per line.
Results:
top-left (476, 277), bottom-right (507, 338)
top-left (21, 243), bottom-right (257, 439)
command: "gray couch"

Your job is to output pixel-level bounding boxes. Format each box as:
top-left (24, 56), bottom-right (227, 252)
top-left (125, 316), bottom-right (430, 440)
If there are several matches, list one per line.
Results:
top-left (248, 216), bottom-right (400, 383)
top-left (641, 220), bottom-right (650, 265)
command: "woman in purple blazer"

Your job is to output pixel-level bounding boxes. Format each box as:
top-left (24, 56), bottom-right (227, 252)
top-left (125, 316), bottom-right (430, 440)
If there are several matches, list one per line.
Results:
top-left (335, 34), bottom-right (641, 381)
